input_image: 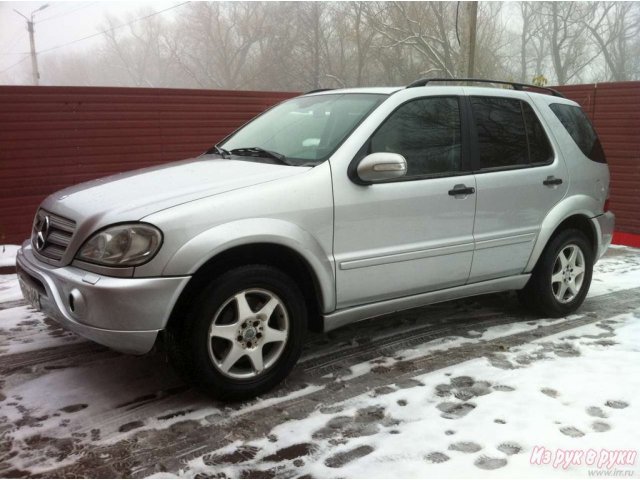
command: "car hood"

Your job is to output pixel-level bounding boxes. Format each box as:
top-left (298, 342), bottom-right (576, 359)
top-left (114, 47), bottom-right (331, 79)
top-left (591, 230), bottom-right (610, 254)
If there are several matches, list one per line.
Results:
top-left (41, 155), bottom-right (310, 224)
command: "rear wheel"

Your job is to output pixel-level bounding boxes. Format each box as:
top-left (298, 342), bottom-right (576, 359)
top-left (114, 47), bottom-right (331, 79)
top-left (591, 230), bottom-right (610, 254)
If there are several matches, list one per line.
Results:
top-left (168, 265), bottom-right (307, 400)
top-left (518, 229), bottom-right (593, 317)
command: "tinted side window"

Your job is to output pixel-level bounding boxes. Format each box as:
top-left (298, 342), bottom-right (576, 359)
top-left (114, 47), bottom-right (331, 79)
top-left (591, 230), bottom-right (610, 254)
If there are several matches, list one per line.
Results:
top-left (522, 103), bottom-right (553, 165)
top-left (471, 97), bottom-right (528, 169)
top-left (549, 103), bottom-right (606, 163)
top-left (370, 97), bottom-right (462, 177)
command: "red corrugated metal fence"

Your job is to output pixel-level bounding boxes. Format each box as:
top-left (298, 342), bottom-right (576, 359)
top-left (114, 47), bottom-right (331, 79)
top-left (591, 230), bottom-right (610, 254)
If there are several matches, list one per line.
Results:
top-left (555, 82), bottom-right (640, 235)
top-left (0, 86), bottom-right (297, 245)
top-left (0, 83), bottom-right (638, 246)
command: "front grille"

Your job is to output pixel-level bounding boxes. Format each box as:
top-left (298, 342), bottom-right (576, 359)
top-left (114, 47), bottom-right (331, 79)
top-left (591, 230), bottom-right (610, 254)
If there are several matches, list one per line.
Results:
top-left (32, 209), bottom-right (77, 262)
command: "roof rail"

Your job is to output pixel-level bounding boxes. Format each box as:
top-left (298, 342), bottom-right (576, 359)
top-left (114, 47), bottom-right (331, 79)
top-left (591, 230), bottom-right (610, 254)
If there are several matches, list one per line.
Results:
top-left (406, 78), bottom-right (566, 98)
top-left (304, 88), bottom-right (335, 94)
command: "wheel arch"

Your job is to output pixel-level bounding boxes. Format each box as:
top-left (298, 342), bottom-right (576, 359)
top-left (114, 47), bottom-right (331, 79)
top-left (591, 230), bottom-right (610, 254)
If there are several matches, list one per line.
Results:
top-left (163, 219), bottom-right (335, 333)
top-left (526, 196), bottom-right (600, 272)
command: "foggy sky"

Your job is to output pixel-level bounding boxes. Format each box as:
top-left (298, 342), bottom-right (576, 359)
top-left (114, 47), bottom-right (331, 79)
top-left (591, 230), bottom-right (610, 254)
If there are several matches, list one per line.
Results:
top-left (0, 1), bottom-right (184, 78)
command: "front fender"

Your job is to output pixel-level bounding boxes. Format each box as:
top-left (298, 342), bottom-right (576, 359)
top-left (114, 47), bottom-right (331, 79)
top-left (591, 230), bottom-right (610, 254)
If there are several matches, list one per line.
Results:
top-left (525, 194), bottom-right (600, 272)
top-left (161, 218), bottom-right (336, 312)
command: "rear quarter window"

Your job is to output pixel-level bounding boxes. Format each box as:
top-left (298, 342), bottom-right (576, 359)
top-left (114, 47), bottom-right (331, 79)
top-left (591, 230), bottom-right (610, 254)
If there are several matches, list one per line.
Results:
top-left (549, 103), bottom-right (606, 163)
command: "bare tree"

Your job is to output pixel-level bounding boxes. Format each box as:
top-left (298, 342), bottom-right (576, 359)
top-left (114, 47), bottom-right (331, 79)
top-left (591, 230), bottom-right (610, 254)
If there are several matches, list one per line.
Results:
top-left (5, 1), bottom-right (640, 90)
top-left (538, 2), bottom-right (602, 85)
top-left (369, 2), bottom-right (460, 78)
top-left (169, 2), bottom-right (267, 89)
top-left (584, 2), bottom-right (640, 81)
top-left (520, 2), bottom-right (539, 82)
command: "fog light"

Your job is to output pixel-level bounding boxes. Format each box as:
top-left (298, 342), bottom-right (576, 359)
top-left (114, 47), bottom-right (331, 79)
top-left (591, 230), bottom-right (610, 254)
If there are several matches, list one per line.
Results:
top-left (68, 289), bottom-right (86, 316)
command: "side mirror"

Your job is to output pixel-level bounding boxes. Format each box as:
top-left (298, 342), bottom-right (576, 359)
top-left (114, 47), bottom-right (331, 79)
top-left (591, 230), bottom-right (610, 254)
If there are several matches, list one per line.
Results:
top-left (354, 152), bottom-right (407, 184)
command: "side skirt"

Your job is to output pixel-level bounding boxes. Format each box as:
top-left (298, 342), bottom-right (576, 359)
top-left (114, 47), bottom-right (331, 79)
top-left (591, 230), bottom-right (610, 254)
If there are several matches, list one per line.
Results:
top-left (322, 274), bottom-right (531, 332)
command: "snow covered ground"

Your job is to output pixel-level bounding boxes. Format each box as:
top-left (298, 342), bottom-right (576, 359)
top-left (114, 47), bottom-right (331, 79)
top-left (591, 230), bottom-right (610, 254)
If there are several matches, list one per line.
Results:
top-left (0, 245), bottom-right (19, 268)
top-left (0, 245), bottom-right (638, 478)
top-left (177, 313), bottom-right (639, 479)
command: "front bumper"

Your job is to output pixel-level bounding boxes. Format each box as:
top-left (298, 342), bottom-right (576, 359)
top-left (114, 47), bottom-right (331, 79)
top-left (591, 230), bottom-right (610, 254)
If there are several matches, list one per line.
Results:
top-left (16, 242), bottom-right (190, 354)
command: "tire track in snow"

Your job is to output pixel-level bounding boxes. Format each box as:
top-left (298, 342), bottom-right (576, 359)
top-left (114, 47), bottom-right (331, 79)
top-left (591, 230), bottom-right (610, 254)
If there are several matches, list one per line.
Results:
top-left (36, 286), bottom-right (640, 479)
top-left (0, 293), bottom-right (522, 377)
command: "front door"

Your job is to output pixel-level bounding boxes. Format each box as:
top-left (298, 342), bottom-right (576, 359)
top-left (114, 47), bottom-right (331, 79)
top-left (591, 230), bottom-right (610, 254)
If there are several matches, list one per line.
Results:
top-left (332, 95), bottom-right (477, 309)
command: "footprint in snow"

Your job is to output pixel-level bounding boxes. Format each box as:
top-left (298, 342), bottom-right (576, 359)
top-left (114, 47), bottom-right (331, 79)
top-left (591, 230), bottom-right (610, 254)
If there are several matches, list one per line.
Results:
top-left (450, 376), bottom-right (474, 388)
top-left (605, 400), bottom-right (629, 409)
top-left (454, 389), bottom-right (475, 401)
top-left (437, 377), bottom-right (496, 406)
top-left (319, 405), bottom-right (343, 414)
top-left (560, 426), bottom-right (585, 438)
top-left (424, 452), bottom-right (450, 463)
top-left (313, 406), bottom-right (398, 441)
top-left (541, 388), bottom-right (559, 398)
top-left (435, 384), bottom-right (452, 397)
top-left (592, 421), bottom-right (611, 432)
top-left (449, 441), bottom-right (482, 453)
top-left (492, 385), bottom-right (515, 392)
top-left (118, 420), bottom-right (144, 433)
top-left (395, 379), bottom-right (424, 389)
top-left (474, 455), bottom-right (507, 470)
top-left (324, 445), bottom-right (374, 468)
top-left (437, 402), bottom-right (476, 419)
top-left (372, 386), bottom-right (396, 397)
top-left (262, 443), bottom-right (318, 462)
top-left (497, 442), bottom-right (522, 455)
top-left (60, 403), bottom-right (88, 414)
top-left (203, 445), bottom-right (260, 465)
top-left (586, 406), bottom-right (607, 418)
top-left (486, 353), bottom-right (516, 370)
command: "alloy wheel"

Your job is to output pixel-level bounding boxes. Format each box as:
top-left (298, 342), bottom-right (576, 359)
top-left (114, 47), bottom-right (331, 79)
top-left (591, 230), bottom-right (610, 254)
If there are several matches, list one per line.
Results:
top-left (207, 288), bottom-right (289, 379)
top-left (551, 244), bottom-right (586, 304)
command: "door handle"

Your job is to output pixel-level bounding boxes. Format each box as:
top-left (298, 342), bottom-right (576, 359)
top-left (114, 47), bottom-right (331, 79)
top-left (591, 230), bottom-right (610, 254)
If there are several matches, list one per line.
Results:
top-left (543, 176), bottom-right (563, 186)
top-left (448, 184), bottom-right (475, 196)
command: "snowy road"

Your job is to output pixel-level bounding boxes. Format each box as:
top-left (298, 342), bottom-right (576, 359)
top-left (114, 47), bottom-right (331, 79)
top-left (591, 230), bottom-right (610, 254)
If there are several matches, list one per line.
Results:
top-left (0, 246), bottom-right (639, 478)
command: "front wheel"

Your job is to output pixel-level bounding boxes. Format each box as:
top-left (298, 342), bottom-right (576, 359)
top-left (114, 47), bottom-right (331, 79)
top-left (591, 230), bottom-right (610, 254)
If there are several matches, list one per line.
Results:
top-left (518, 229), bottom-right (594, 317)
top-left (168, 265), bottom-right (307, 400)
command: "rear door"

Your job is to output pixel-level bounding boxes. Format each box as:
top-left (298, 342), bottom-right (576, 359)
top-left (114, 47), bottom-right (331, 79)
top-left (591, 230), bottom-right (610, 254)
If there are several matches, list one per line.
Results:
top-left (465, 92), bottom-right (569, 283)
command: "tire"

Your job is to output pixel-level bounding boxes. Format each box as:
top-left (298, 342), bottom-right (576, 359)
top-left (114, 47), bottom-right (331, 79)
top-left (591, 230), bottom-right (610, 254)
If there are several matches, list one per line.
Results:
top-left (518, 229), bottom-right (593, 317)
top-left (167, 265), bottom-right (307, 401)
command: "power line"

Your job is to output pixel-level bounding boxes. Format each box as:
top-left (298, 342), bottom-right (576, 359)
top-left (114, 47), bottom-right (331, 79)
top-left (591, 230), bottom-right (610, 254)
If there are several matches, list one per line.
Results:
top-left (0, 1), bottom-right (190, 75)
top-left (0, 55), bottom-right (29, 75)
top-left (1, 26), bottom-right (24, 55)
top-left (1, 4), bottom-right (99, 56)
top-left (38, 2), bottom-right (99, 23)
top-left (38, 1), bottom-right (190, 55)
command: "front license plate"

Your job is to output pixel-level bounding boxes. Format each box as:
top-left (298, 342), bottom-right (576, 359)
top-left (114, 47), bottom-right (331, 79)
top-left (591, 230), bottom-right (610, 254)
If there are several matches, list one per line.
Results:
top-left (19, 278), bottom-right (41, 310)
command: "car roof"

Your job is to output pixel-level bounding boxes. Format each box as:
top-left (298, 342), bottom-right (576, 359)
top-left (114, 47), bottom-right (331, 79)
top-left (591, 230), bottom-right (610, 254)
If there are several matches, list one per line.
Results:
top-left (304, 85), bottom-right (578, 105)
top-left (304, 87), bottom-right (403, 96)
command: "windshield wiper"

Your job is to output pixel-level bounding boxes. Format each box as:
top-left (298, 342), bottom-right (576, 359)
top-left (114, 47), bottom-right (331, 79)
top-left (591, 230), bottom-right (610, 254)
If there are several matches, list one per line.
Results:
top-left (228, 147), bottom-right (295, 166)
top-left (207, 144), bottom-right (230, 158)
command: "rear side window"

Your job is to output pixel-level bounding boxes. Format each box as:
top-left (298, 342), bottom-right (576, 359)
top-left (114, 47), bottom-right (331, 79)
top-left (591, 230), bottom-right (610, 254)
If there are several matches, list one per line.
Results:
top-left (470, 97), bottom-right (553, 170)
top-left (549, 103), bottom-right (606, 163)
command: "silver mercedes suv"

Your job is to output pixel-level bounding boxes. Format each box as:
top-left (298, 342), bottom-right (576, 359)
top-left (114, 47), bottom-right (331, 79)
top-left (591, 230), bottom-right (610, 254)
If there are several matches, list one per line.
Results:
top-left (16, 79), bottom-right (614, 400)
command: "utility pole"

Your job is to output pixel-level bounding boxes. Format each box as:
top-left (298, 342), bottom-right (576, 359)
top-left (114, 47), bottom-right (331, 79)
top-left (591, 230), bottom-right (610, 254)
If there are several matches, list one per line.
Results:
top-left (467, 1), bottom-right (478, 78)
top-left (14, 4), bottom-right (49, 86)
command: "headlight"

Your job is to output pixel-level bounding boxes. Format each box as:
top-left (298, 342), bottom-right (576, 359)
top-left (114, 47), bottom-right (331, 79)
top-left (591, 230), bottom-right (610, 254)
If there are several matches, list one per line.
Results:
top-left (76, 223), bottom-right (162, 267)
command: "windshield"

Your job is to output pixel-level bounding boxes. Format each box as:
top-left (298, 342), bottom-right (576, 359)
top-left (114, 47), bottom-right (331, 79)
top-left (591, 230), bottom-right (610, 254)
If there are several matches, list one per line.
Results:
top-left (219, 93), bottom-right (387, 165)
